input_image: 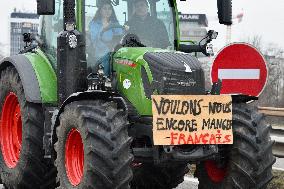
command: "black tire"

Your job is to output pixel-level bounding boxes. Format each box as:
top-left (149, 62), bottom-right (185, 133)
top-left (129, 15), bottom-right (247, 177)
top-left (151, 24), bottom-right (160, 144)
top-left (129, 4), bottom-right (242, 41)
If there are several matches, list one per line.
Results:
top-left (195, 103), bottom-right (275, 189)
top-left (41, 165), bottom-right (58, 189)
top-left (0, 67), bottom-right (51, 188)
top-left (55, 100), bottom-right (133, 189)
top-left (131, 163), bottom-right (189, 189)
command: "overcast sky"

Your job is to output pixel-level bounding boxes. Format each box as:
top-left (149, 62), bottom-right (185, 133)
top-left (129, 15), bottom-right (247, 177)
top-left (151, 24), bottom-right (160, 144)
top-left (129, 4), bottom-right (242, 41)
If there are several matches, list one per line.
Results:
top-left (178, 0), bottom-right (284, 53)
top-left (0, 0), bottom-right (283, 56)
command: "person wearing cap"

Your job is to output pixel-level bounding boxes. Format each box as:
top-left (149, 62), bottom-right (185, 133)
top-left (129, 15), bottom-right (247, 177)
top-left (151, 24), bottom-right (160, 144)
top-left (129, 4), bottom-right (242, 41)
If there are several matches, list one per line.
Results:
top-left (125, 0), bottom-right (170, 48)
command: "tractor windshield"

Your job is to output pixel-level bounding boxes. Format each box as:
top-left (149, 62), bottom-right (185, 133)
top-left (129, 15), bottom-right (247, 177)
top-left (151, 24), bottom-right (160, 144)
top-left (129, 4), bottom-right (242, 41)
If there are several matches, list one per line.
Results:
top-left (85, 0), bottom-right (175, 70)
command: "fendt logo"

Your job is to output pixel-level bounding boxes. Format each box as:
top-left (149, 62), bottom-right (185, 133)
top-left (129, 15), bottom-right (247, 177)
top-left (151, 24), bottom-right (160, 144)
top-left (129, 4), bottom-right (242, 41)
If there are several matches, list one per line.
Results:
top-left (182, 61), bottom-right (192, 73)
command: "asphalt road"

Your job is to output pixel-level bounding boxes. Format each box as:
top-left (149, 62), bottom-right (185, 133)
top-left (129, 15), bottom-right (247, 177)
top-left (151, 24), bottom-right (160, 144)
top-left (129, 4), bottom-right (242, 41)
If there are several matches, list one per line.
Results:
top-left (0, 158), bottom-right (282, 189)
top-left (274, 157), bottom-right (284, 170)
top-left (175, 157), bottom-right (284, 189)
top-left (0, 181), bottom-right (199, 189)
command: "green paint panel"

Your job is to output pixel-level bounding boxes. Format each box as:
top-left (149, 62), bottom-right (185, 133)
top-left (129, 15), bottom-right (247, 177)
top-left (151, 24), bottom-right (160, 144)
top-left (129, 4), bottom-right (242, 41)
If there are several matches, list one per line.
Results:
top-left (24, 49), bottom-right (57, 104)
top-left (173, 0), bottom-right (181, 49)
top-left (113, 47), bottom-right (171, 116)
top-left (76, 0), bottom-right (83, 32)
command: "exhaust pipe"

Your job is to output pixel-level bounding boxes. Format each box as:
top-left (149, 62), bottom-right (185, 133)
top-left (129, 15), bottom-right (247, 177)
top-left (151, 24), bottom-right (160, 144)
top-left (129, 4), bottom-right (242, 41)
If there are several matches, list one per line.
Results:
top-left (57, 0), bottom-right (87, 106)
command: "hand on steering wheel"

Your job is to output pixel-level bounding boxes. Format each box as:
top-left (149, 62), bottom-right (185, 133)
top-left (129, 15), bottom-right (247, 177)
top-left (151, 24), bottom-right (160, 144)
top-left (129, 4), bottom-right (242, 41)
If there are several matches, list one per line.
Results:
top-left (120, 33), bottom-right (145, 47)
top-left (99, 24), bottom-right (125, 43)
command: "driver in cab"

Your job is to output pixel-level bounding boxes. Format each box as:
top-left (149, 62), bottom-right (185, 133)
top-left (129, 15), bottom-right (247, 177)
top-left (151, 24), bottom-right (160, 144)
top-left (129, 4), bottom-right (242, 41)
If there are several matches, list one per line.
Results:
top-left (125, 0), bottom-right (170, 48)
top-left (89, 0), bottom-right (122, 76)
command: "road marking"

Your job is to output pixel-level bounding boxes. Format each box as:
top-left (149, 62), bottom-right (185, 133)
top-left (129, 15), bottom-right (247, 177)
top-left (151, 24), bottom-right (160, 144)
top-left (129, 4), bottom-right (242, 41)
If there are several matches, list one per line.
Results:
top-left (218, 69), bottom-right (260, 79)
top-left (271, 135), bottom-right (284, 143)
top-left (184, 176), bottom-right (199, 183)
top-left (273, 167), bottom-right (284, 172)
top-left (183, 167), bottom-right (284, 185)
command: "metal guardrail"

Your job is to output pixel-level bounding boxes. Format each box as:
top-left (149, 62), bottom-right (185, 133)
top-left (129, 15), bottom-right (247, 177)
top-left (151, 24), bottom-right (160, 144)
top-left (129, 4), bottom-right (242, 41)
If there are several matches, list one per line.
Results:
top-left (270, 126), bottom-right (284, 158)
top-left (258, 107), bottom-right (284, 158)
top-left (258, 107), bottom-right (284, 117)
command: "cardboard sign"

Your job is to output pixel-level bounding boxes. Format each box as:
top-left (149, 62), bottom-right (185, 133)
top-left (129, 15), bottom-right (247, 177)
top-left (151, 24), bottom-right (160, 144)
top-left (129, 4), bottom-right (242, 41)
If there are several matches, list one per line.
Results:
top-left (152, 95), bottom-right (233, 145)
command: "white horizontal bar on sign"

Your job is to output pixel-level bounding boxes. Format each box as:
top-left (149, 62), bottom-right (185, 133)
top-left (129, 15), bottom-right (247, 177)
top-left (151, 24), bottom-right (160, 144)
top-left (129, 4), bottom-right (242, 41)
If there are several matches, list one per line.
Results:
top-left (218, 69), bottom-right (260, 79)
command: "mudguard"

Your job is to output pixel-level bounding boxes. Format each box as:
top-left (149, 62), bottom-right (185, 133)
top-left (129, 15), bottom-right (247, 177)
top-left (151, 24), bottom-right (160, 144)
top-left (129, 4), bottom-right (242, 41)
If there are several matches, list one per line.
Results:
top-left (0, 51), bottom-right (57, 104)
top-left (0, 55), bottom-right (41, 103)
top-left (54, 91), bottom-right (127, 127)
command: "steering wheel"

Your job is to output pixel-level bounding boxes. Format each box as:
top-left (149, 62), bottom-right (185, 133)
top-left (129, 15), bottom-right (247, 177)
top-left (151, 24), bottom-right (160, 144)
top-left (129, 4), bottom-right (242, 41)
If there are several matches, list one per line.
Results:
top-left (100, 25), bottom-right (146, 51)
top-left (119, 33), bottom-right (145, 47)
top-left (99, 24), bottom-right (125, 43)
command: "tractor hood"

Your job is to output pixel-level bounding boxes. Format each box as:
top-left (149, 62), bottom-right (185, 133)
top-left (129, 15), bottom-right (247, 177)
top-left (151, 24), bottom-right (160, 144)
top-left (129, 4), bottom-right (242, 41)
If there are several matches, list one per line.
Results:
top-left (113, 47), bottom-right (169, 65)
top-left (142, 51), bottom-right (205, 96)
top-left (113, 47), bottom-right (206, 115)
top-left (114, 46), bottom-right (205, 94)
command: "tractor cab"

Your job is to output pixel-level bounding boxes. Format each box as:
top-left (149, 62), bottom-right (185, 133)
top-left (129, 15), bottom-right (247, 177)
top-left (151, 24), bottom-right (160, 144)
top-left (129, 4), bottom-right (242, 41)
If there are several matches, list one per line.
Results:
top-left (84, 0), bottom-right (176, 74)
top-left (85, 0), bottom-right (176, 47)
top-left (40, 0), bottom-right (176, 74)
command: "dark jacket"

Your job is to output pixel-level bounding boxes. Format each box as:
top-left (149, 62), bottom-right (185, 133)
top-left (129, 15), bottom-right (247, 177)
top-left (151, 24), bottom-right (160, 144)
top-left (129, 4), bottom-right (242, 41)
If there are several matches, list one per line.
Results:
top-left (126, 14), bottom-right (170, 48)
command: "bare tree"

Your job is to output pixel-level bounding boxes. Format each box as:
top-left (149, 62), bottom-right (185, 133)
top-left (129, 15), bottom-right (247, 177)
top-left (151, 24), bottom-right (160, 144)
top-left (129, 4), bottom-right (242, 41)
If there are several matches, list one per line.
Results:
top-left (0, 42), bottom-right (5, 60)
top-left (243, 35), bottom-right (284, 58)
top-left (0, 50), bottom-right (4, 61)
top-left (242, 35), bottom-right (284, 107)
top-left (260, 57), bottom-right (283, 106)
top-left (244, 35), bottom-right (264, 52)
top-left (261, 44), bottom-right (284, 107)
top-left (264, 43), bottom-right (284, 58)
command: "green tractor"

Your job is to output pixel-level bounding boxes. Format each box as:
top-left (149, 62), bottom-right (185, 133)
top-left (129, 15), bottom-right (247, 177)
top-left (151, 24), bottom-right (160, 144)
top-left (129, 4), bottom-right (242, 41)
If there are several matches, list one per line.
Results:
top-left (0, 0), bottom-right (275, 188)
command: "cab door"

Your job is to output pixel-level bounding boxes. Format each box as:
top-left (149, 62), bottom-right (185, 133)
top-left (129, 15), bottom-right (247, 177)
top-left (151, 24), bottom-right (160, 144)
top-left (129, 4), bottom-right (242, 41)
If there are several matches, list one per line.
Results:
top-left (39, 0), bottom-right (81, 67)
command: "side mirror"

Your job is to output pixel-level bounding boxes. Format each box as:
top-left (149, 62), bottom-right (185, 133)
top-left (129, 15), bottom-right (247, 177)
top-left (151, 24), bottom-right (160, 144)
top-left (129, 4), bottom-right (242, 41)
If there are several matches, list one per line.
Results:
top-left (217, 0), bottom-right (232, 25)
top-left (37, 0), bottom-right (55, 15)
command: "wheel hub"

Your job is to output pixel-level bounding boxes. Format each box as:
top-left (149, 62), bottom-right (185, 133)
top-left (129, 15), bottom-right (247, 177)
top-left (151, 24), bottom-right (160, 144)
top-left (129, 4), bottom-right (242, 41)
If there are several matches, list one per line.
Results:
top-left (205, 160), bottom-right (227, 183)
top-left (0, 92), bottom-right (22, 168)
top-left (65, 129), bottom-right (84, 186)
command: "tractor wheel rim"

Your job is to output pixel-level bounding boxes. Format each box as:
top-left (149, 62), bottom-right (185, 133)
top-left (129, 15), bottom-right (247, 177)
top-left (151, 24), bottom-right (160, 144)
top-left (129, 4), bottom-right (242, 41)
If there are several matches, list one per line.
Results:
top-left (205, 160), bottom-right (227, 183)
top-left (0, 92), bottom-right (22, 168)
top-left (65, 129), bottom-right (84, 186)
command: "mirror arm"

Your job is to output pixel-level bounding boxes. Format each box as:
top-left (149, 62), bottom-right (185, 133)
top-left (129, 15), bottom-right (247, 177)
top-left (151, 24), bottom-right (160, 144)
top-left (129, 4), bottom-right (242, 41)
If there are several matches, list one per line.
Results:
top-left (179, 44), bottom-right (206, 53)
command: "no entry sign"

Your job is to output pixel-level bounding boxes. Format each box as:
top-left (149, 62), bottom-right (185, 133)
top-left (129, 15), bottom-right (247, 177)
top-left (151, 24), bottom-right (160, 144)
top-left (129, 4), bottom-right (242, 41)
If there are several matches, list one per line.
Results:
top-left (211, 43), bottom-right (268, 97)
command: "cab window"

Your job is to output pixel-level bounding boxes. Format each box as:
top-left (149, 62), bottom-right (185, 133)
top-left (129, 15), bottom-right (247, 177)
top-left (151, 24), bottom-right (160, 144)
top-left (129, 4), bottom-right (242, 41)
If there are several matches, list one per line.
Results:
top-left (85, 0), bottom-right (175, 71)
top-left (39, 0), bottom-right (64, 66)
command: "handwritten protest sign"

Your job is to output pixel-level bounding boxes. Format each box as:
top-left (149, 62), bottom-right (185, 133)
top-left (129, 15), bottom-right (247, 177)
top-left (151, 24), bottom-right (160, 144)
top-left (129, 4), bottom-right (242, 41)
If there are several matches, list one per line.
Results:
top-left (152, 95), bottom-right (233, 145)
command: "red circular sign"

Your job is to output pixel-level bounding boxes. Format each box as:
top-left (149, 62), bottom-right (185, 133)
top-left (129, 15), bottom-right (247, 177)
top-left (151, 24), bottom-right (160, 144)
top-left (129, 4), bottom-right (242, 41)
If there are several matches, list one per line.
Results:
top-left (211, 43), bottom-right (268, 97)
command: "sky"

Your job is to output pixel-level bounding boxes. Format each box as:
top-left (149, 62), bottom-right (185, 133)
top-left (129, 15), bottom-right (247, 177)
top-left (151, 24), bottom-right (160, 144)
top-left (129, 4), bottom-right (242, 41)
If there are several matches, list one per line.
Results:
top-left (0, 0), bottom-right (36, 55)
top-left (177, 0), bottom-right (284, 54)
top-left (0, 0), bottom-right (284, 56)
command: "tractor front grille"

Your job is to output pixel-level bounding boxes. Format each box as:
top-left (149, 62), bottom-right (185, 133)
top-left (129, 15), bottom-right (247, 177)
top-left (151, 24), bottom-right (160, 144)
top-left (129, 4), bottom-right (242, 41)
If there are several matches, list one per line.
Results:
top-left (143, 52), bottom-right (205, 95)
